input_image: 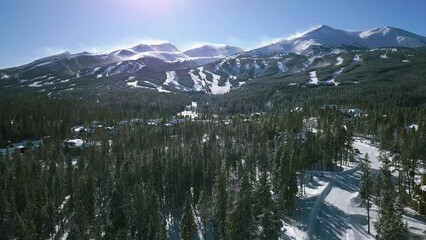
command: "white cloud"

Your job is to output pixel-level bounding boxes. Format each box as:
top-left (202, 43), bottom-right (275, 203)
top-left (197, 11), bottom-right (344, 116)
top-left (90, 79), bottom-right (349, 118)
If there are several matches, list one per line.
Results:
top-left (42, 47), bottom-right (68, 56)
top-left (257, 36), bottom-right (284, 48)
top-left (284, 25), bottom-right (322, 40)
top-left (38, 37), bottom-right (170, 58)
top-left (180, 41), bottom-right (230, 51)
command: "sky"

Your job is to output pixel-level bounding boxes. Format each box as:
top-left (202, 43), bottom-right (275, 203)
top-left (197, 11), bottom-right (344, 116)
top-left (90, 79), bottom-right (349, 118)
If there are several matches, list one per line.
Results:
top-left (0, 0), bottom-right (425, 68)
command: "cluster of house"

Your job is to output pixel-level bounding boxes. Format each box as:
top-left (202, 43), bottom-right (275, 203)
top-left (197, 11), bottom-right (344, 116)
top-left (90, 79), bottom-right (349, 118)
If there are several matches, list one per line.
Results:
top-left (118, 118), bottom-right (186, 127)
top-left (1, 139), bottom-right (44, 156)
top-left (71, 121), bottom-right (115, 136)
top-left (320, 105), bottom-right (364, 118)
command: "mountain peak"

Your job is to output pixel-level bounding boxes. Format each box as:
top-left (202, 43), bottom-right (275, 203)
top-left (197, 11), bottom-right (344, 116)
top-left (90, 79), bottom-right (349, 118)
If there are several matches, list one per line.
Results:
top-left (316, 25), bottom-right (335, 30)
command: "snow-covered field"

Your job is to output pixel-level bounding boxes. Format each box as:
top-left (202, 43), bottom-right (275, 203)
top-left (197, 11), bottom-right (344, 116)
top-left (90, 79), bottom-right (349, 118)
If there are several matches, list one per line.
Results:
top-left (283, 138), bottom-right (426, 240)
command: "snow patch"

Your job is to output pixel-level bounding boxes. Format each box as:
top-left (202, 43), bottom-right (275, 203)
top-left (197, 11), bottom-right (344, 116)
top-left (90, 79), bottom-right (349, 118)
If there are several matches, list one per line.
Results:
top-left (380, 53), bottom-right (388, 59)
top-left (164, 71), bottom-right (182, 89)
top-left (28, 81), bottom-right (43, 87)
top-left (277, 59), bottom-right (290, 73)
top-left (352, 54), bottom-right (362, 62)
top-left (189, 68), bottom-right (207, 92)
top-left (309, 71), bottom-right (319, 85)
top-left (127, 81), bottom-right (143, 88)
top-left (208, 71), bottom-right (231, 95)
top-left (1, 74), bottom-right (10, 80)
top-left (335, 56), bottom-right (344, 66)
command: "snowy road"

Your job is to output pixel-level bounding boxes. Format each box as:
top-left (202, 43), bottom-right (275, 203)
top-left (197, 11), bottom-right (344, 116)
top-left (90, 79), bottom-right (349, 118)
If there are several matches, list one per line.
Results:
top-left (283, 138), bottom-right (426, 240)
top-left (313, 139), bottom-right (381, 240)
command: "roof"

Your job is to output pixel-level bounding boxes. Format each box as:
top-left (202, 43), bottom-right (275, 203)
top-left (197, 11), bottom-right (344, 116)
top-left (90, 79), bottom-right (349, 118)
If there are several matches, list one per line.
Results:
top-left (10, 139), bottom-right (43, 149)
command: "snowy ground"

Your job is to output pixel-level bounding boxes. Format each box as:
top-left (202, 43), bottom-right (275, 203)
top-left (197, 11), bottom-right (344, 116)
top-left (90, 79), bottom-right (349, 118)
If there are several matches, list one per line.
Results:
top-left (283, 138), bottom-right (426, 240)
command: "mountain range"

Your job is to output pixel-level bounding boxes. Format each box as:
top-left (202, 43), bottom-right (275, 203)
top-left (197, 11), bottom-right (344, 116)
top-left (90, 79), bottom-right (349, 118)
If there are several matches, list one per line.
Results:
top-left (1, 25), bottom-right (425, 95)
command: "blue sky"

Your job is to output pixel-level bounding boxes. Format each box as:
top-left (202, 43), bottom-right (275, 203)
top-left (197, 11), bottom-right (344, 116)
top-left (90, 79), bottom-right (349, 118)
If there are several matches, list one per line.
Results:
top-left (1, 0), bottom-right (425, 68)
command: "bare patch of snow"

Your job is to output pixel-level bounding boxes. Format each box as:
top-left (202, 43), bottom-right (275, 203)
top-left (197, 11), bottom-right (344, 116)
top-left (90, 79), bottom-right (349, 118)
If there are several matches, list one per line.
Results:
top-left (127, 81), bottom-right (145, 88)
top-left (380, 53), bottom-right (388, 59)
top-left (164, 71), bottom-right (182, 90)
top-left (207, 71), bottom-right (231, 95)
top-left (1, 74), bottom-right (10, 80)
top-left (189, 68), bottom-right (207, 92)
top-left (277, 59), bottom-right (289, 73)
top-left (28, 81), bottom-right (43, 87)
top-left (309, 71), bottom-right (319, 85)
top-left (335, 56), bottom-right (344, 66)
top-left (352, 54), bottom-right (362, 62)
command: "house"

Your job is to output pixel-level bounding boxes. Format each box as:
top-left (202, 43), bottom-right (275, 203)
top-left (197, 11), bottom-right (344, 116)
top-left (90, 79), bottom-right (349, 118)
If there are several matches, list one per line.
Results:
top-left (119, 120), bottom-right (129, 126)
top-left (165, 118), bottom-right (186, 127)
top-left (148, 118), bottom-right (162, 126)
top-left (320, 104), bottom-right (338, 110)
top-left (1, 147), bottom-right (17, 156)
top-left (1, 139), bottom-right (43, 155)
top-left (405, 124), bottom-right (419, 132)
top-left (338, 108), bottom-right (363, 117)
top-left (71, 125), bottom-right (87, 135)
top-left (105, 126), bottom-right (114, 136)
top-left (10, 140), bottom-right (42, 151)
top-left (63, 139), bottom-right (87, 149)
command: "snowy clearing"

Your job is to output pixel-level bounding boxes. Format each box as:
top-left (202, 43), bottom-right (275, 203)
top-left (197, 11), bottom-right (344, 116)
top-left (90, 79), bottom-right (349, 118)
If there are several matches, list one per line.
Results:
top-left (309, 71), bottom-right (319, 85)
top-left (335, 56), bottom-right (344, 66)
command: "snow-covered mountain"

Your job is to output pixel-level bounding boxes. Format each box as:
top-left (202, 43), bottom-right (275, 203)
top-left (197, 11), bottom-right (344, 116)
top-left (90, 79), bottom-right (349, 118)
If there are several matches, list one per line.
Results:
top-left (109, 43), bottom-right (244, 63)
top-left (2, 25), bottom-right (426, 96)
top-left (184, 45), bottom-right (244, 58)
top-left (253, 25), bottom-right (426, 56)
top-left (110, 43), bottom-right (189, 62)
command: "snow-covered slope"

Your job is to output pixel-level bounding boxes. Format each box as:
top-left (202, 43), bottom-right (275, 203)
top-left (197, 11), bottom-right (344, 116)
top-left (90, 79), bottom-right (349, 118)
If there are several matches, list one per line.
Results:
top-left (359, 26), bottom-right (426, 48)
top-left (111, 43), bottom-right (189, 62)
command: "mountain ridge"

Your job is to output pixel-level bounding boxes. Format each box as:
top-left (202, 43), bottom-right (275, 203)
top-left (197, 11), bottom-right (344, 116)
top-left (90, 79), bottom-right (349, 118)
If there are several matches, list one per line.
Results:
top-left (252, 25), bottom-right (426, 56)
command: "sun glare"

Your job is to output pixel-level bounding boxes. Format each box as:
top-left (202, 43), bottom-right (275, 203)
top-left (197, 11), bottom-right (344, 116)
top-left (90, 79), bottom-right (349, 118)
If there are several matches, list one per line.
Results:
top-left (125, 0), bottom-right (174, 16)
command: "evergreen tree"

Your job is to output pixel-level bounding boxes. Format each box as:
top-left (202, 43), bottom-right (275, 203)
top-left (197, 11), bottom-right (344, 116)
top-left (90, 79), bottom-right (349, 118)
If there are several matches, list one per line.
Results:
top-left (197, 187), bottom-right (212, 240)
top-left (228, 172), bottom-right (254, 240)
top-left (180, 193), bottom-right (196, 240)
top-left (375, 159), bottom-right (409, 240)
top-left (212, 169), bottom-right (227, 240)
top-left (254, 171), bottom-right (282, 240)
top-left (360, 153), bottom-right (372, 234)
